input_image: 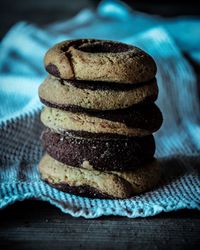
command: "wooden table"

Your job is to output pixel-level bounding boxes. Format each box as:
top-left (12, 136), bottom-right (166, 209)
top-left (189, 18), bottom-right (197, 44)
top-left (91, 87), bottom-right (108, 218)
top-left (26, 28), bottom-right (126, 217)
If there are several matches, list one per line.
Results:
top-left (0, 1), bottom-right (200, 249)
top-left (0, 201), bottom-right (199, 249)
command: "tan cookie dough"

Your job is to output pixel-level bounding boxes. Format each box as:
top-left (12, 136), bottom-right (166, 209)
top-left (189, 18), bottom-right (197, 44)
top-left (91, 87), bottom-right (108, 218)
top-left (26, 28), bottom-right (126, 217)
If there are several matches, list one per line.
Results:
top-left (40, 106), bottom-right (161, 137)
top-left (39, 154), bottom-right (161, 199)
top-left (44, 39), bottom-right (157, 84)
top-left (39, 75), bottom-right (158, 111)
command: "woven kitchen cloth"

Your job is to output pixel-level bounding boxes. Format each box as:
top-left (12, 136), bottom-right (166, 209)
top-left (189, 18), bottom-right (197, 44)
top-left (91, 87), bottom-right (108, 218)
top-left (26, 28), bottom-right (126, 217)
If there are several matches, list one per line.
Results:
top-left (0, 1), bottom-right (200, 218)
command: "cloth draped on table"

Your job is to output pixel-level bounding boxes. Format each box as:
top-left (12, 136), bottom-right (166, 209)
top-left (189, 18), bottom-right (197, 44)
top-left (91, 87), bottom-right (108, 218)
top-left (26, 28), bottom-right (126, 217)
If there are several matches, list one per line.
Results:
top-left (0, 0), bottom-right (200, 218)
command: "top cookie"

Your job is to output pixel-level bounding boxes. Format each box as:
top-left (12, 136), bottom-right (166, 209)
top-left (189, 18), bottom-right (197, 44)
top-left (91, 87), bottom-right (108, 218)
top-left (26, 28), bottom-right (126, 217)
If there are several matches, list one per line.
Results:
top-left (44, 39), bottom-right (157, 84)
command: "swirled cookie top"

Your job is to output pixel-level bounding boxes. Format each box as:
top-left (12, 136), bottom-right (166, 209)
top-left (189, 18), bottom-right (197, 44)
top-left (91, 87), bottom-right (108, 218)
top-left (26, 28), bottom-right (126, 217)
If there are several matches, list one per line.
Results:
top-left (44, 39), bottom-right (157, 84)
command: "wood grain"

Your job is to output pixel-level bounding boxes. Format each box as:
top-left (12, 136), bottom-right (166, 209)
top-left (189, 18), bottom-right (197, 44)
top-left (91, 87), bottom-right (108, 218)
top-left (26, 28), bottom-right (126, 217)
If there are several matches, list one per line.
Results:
top-left (0, 201), bottom-right (199, 250)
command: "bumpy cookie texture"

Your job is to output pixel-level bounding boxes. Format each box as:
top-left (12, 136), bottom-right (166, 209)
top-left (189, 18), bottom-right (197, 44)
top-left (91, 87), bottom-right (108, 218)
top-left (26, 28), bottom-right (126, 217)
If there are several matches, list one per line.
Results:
top-left (39, 75), bottom-right (158, 111)
top-left (39, 154), bottom-right (161, 199)
top-left (40, 98), bottom-right (162, 133)
top-left (40, 106), bottom-right (162, 137)
top-left (44, 39), bottom-right (157, 84)
top-left (41, 129), bottom-right (155, 171)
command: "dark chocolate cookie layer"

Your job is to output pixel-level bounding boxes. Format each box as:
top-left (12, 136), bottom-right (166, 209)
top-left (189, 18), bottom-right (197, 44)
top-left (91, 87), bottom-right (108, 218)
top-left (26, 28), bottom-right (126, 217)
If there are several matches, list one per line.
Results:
top-left (41, 129), bottom-right (155, 171)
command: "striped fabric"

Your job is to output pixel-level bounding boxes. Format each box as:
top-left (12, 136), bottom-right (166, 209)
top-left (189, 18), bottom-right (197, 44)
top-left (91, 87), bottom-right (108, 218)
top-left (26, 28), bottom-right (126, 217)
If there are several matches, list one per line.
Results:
top-left (0, 0), bottom-right (200, 218)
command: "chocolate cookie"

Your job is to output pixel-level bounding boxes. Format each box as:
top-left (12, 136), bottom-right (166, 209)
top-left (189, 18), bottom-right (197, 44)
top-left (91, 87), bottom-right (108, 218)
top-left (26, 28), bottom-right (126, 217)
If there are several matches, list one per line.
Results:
top-left (41, 129), bottom-right (155, 171)
top-left (44, 39), bottom-right (157, 84)
top-left (40, 105), bottom-right (162, 137)
top-left (39, 154), bottom-right (161, 199)
top-left (39, 75), bottom-right (158, 111)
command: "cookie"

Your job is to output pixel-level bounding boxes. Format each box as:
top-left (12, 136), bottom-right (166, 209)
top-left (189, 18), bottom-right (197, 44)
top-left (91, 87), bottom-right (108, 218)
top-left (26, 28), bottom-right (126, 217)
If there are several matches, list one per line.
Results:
top-left (39, 75), bottom-right (158, 111)
top-left (40, 105), bottom-right (162, 137)
top-left (44, 39), bottom-right (157, 84)
top-left (39, 154), bottom-right (161, 199)
top-left (41, 129), bottom-right (155, 171)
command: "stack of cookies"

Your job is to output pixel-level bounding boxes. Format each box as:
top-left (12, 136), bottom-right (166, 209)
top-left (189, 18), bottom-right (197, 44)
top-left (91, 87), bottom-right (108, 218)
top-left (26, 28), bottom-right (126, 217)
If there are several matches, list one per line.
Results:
top-left (38, 39), bottom-right (163, 199)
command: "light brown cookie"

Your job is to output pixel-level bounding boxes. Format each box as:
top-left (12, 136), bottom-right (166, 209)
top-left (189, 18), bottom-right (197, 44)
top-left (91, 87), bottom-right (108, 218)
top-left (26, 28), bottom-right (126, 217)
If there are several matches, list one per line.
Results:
top-left (39, 154), bottom-right (161, 199)
top-left (44, 39), bottom-right (157, 84)
top-left (39, 75), bottom-right (158, 111)
top-left (40, 105), bottom-right (162, 137)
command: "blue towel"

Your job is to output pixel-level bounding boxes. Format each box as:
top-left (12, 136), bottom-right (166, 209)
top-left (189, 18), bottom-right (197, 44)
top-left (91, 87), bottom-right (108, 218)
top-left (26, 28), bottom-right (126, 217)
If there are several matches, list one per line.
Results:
top-left (0, 0), bottom-right (200, 218)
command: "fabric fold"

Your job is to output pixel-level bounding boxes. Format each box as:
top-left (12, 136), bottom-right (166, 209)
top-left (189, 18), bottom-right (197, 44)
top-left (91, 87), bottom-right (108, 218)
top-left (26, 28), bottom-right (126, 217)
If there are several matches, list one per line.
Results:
top-left (0, 0), bottom-right (200, 218)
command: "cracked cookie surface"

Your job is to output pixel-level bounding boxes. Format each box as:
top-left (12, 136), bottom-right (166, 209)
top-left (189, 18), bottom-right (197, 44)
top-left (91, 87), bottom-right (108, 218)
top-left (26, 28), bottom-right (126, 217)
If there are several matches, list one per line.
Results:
top-left (39, 154), bottom-right (160, 199)
top-left (39, 75), bottom-right (158, 111)
top-left (40, 105), bottom-right (162, 137)
top-left (44, 39), bottom-right (157, 84)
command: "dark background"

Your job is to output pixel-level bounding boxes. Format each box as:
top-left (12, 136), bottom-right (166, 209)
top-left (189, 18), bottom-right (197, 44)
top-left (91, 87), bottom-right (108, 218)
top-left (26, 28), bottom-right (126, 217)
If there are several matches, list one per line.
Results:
top-left (1, 1), bottom-right (200, 249)
top-left (1, 0), bottom-right (200, 39)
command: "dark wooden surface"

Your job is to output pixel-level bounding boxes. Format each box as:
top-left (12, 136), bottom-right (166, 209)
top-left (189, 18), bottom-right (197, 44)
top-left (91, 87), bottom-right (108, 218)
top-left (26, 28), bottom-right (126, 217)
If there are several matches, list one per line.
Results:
top-left (1, 1), bottom-right (200, 249)
top-left (0, 201), bottom-right (199, 250)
